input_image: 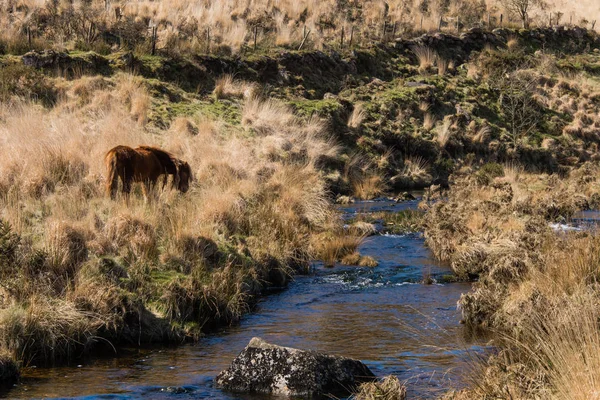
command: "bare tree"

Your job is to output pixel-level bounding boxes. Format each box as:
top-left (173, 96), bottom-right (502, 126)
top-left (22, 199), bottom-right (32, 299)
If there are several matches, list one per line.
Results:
top-left (496, 71), bottom-right (541, 149)
top-left (499, 0), bottom-right (547, 28)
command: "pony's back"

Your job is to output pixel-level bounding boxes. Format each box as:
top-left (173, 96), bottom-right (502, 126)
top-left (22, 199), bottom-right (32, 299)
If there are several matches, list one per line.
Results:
top-left (136, 146), bottom-right (177, 175)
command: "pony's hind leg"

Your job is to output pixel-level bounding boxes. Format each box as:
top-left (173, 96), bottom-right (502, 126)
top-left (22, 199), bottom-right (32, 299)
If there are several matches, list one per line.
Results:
top-left (106, 161), bottom-right (120, 200)
top-left (121, 176), bottom-right (132, 205)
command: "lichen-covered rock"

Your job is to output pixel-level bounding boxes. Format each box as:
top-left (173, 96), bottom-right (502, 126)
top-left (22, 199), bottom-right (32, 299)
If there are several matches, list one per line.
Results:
top-left (215, 337), bottom-right (376, 397)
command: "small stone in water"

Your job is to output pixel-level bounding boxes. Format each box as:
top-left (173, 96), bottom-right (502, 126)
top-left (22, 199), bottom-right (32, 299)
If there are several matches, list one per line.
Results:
top-left (162, 386), bottom-right (186, 394)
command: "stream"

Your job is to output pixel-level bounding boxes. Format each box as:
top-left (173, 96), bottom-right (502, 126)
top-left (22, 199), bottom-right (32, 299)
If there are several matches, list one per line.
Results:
top-left (2, 199), bottom-right (484, 399)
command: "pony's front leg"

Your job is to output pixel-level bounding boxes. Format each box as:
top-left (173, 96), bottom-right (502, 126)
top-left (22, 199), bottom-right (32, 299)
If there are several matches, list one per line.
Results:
top-left (142, 180), bottom-right (151, 204)
top-left (142, 179), bottom-right (158, 204)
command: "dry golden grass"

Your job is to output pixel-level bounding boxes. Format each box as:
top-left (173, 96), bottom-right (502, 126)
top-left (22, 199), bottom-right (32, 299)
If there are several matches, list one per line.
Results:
top-left (412, 45), bottom-right (437, 74)
top-left (436, 118), bottom-right (453, 148)
top-left (213, 74), bottom-right (258, 100)
top-left (455, 236), bottom-right (600, 400)
top-left (0, 74), bottom-right (340, 368)
top-left (348, 103), bottom-right (367, 129)
top-left (352, 174), bottom-right (387, 200)
top-left (437, 54), bottom-right (450, 76)
top-left (341, 152), bottom-right (388, 200)
top-left (423, 112), bottom-right (437, 131)
top-left (425, 164), bottom-right (600, 399)
top-left (315, 232), bottom-right (365, 267)
top-left (0, 0), bottom-right (596, 58)
top-left (353, 375), bottom-right (407, 399)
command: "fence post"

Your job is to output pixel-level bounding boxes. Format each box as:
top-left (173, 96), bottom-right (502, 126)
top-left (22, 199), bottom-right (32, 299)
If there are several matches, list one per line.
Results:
top-left (500, 14), bottom-right (503, 26)
top-left (340, 26), bottom-right (345, 48)
top-left (206, 27), bottom-right (210, 55)
top-left (392, 22), bottom-right (397, 39)
top-left (488, 12), bottom-right (491, 29)
top-left (349, 25), bottom-right (354, 47)
top-left (253, 25), bottom-right (258, 50)
top-left (27, 26), bottom-right (32, 49)
top-left (151, 26), bottom-right (157, 55)
top-left (456, 17), bottom-right (460, 32)
top-left (420, 14), bottom-right (424, 31)
top-left (438, 15), bottom-right (443, 31)
top-left (383, 20), bottom-right (387, 42)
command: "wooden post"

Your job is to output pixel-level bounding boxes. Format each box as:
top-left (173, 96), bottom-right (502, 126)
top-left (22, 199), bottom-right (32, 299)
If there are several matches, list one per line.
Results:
top-left (340, 26), bottom-right (345, 48)
top-left (488, 12), bottom-right (491, 29)
top-left (27, 26), bottom-right (31, 49)
top-left (420, 14), bottom-right (424, 31)
top-left (206, 27), bottom-right (210, 54)
top-left (438, 15), bottom-right (443, 31)
top-left (253, 25), bottom-right (258, 50)
top-left (298, 28), bottom-right (310, 50)
top-left (349, 25), bottom-right (354, 46)
top-left (115, 7), bottom-right (121, 21)
top-left (392, 22), bottom-right (397, 39)
top-left (500, 14), bottom-right (503, 26)
top-left (570, 15), bottom-right (573, 26)
top-left (383, 20), bottom-right (387, 42)
top-left (151, 26), bottom-right (157, 55)
top-left (456, 17), bottom-right (460, 32)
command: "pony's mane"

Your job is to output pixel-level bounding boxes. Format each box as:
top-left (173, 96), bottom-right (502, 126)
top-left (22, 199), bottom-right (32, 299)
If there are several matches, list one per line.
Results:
top-left (137, 146), bottom-right (178, 174)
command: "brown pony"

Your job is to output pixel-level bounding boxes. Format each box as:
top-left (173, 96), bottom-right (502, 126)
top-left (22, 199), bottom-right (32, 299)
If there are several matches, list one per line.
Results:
top-left (105, 145), bottom-right (192, 200)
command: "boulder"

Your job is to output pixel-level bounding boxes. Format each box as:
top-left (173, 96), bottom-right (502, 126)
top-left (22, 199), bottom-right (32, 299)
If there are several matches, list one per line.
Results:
top-left (215, 337), bottom-right (376, 397)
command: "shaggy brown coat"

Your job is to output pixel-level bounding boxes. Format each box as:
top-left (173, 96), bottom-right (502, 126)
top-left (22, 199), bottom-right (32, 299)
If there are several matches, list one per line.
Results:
top-left (105, 145), bottom-right (192, 200)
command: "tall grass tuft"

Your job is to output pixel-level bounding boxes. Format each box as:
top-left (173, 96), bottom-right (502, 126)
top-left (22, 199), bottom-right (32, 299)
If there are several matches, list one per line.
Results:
top-left (353, 375), bottom-right (407, 399)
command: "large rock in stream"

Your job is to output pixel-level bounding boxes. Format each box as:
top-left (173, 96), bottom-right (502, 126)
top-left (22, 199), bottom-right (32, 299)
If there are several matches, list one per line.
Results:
top-left (215, 337), bottom-right (376, 397)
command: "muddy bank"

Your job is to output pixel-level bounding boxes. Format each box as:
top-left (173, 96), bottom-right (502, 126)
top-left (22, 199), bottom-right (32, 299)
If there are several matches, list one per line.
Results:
top-left (17, 27), bottom-right (599, 96)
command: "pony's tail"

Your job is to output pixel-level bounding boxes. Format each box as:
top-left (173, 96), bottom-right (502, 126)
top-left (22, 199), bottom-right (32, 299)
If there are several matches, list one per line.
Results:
top-left (105, 150), bottom-right (119, 200)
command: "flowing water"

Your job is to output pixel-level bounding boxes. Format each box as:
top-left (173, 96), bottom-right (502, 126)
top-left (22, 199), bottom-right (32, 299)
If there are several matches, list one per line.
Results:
top-left (2, 199), bottom-right (484, 399)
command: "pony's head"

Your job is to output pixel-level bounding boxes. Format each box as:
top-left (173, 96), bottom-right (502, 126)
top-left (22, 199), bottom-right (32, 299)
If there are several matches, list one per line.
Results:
top-left (174, 161), bottom-right (192, 193)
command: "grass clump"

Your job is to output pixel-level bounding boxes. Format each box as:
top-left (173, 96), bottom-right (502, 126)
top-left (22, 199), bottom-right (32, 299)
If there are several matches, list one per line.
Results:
top-left (315, 232), bottom-right (365, 267)
top-left (213, 74), bottom-right (259, 100)
top-left (0, 63), bottom-right (56, 106)
top-left (475, 162), bottom-right (504, 185)
top-left (378, 210), bottom-right (424, 234)
top-left (353, 375), bottom-right (407, 399)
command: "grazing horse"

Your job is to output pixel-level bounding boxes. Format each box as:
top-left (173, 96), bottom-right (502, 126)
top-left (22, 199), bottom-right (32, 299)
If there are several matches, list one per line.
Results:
top-left (105, 145), bottom-right (192, 201)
